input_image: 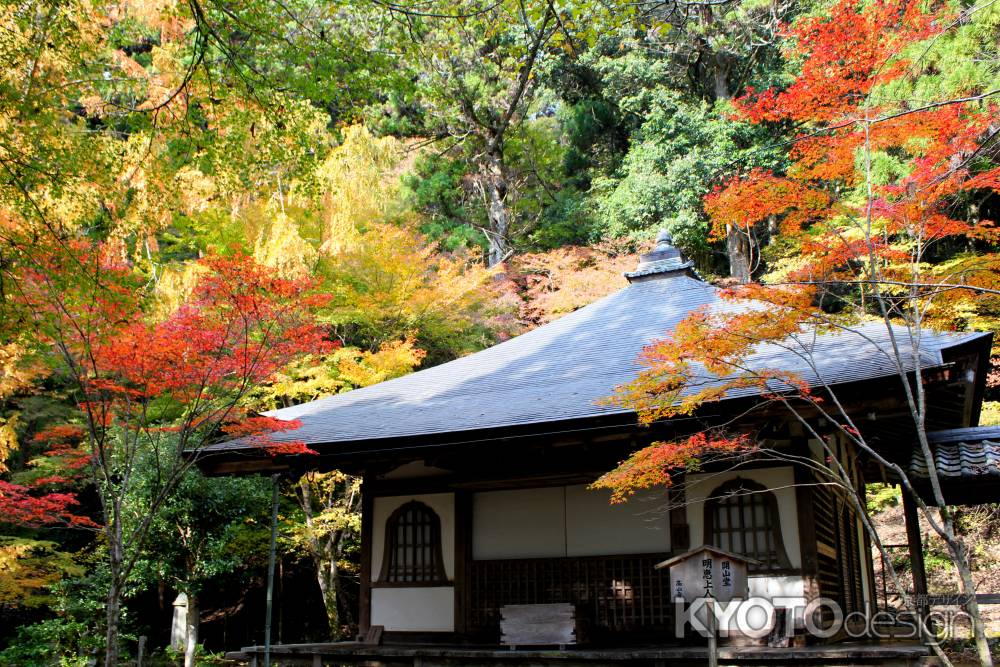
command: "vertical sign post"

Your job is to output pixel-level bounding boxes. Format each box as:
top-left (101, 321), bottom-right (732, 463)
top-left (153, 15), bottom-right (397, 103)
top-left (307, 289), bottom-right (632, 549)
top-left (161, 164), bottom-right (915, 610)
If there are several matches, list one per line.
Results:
top-left (656, 546), bottom-right (757, 667)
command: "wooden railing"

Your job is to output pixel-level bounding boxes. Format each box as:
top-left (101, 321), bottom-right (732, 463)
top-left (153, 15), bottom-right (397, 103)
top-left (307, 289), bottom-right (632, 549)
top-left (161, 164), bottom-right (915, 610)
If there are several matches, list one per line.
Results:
top-left (469, 553), bottom-right (672, 637)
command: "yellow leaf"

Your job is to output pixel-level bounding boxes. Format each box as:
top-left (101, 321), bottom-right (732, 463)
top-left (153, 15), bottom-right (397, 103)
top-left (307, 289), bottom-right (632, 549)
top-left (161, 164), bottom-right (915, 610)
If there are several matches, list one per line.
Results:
top-left (0, 417), bottom-right (17, 473)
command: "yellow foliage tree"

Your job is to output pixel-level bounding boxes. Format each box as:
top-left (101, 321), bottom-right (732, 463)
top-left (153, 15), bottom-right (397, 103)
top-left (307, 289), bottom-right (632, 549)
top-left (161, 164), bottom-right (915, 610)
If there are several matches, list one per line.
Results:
top-left (323, 221), bottom-right (491, 354)
top-left (258, 337), bottom-right (426, 409)
top-left (250, 124), bottom-right (497, 362)
top-left (0, 538), bottom-right (82, 608)
top-left (288, 470), bottom-right (361, 639)
top-left (0, 342), bottom-right (49, 473)
top-left (316, 125), bottom-right (404, 255)
top-left (253, 210), bottom-right (318, 279)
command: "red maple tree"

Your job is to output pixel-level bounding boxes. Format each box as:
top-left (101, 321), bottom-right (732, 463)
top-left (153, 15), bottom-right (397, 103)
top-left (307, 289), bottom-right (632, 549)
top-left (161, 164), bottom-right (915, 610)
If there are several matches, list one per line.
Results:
top-left (598, 1), bottom-right (999, 663)
top-left (10, 240), bottom-right (332, 666)
top-left (0, 425), bottom-right (97, 529)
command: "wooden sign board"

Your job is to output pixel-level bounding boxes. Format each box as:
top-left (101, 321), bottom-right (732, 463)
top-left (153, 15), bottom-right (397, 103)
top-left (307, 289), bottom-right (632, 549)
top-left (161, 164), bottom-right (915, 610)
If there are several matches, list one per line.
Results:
top-left (655, 546), bottom-right (754, 604)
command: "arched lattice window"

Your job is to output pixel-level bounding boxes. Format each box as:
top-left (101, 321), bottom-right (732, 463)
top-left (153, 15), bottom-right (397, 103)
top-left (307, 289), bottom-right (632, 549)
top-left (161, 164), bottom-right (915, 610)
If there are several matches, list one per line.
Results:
top-left (704, 478), bottom-right (791, 571)
top-left (379, 501), bottom-right (448, 584)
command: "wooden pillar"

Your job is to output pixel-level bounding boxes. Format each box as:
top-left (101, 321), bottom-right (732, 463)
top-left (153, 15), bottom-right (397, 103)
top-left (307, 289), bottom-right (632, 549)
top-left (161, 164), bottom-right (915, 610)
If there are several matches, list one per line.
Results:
top-left (859, 475), bottom-right (879, 615)
top-left (794, 464), bottom-right (820, 603)
top-left (454, 490), bottom-right (472, 635)
top-left (359, 478), bottom-right (374, 637)
top-left (901, 488), bottom-right (929, 619)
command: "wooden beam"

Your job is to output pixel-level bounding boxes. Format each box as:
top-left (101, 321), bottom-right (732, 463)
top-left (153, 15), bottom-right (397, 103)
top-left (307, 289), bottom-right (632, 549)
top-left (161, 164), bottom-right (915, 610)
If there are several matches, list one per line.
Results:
top-left (366, 469), bottom-right (611, 496)
top-left (198, 459), bottom-right (291, 476)
top-left (901, 488), bottom-right (929, 619)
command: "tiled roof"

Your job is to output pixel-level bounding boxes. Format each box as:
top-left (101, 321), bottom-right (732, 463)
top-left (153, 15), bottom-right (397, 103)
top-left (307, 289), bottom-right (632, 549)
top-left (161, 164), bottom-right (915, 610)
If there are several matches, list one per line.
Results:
top-left (202, 269), bottom-right (986, 454)
top-left (910, 427), bottom-right (1000, 479)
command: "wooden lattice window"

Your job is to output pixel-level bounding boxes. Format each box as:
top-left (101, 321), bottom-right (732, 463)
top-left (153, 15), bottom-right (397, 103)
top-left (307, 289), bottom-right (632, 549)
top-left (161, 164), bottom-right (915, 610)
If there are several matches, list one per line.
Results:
top-left (379, 501), bottom-right (448, 584)
top-left (704, 478), bottom-right (791, 571)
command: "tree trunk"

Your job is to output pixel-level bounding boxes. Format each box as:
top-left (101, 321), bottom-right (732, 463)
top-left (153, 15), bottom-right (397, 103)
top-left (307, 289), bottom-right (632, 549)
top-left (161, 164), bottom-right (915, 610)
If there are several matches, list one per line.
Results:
top-left (104, 583), bottom-right (121, 667)
top-left (479, 150), bottom-right (510, 268)
top-left (298, 477), bottom-right (344, 640)
top-left (184, 592), bottom-right (199, 667)
top-left (712, 53), bottom-right (731, 101)
top-left (105, 516), bottom-right (124, 667)
top-left (316, 552), bottom-right (340, 639)
top-left (947, 534), bottom-right (994, 666)
top-left (963, 575), bottom-right (994, 667)
top-left (726, 224), bottom-right (751, 283)
top-left (696, 10), bottom-right (752, 282)
top-left (910, 381), bottom-right (993, 666)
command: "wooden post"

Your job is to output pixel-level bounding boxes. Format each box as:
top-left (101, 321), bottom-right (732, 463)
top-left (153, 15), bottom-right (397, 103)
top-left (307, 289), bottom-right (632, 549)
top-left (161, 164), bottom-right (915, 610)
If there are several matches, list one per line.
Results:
top-left (359, 478), bottom-right (374, 637)
top-left (859, 476), bottom-right (879, 615)
top-left (453, 491), bottom-right (472, 635)
top-left (902, 489), bottom-right (930, 620)
top-left (706, 597), bottom-right (718, 667)
top-left (795, 463), bottom-right (821, 603)
top-left (264, 474), bottom-right (281, 667)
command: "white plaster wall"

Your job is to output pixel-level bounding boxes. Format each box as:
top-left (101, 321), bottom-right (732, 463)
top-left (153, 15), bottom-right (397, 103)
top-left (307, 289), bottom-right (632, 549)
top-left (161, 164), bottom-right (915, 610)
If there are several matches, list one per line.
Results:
top-left (473, 487), bottom-right (566, 559)
top-left (473, 485), bottom-right (671, 560)
top-left (684, 467), bottom-right (801, 569)
top-left (565, 485), bottom-right (670, 556)
top-left (371, 493), bottom-right (455, 580)
top-left (371, 587), bottom-right (455, 632)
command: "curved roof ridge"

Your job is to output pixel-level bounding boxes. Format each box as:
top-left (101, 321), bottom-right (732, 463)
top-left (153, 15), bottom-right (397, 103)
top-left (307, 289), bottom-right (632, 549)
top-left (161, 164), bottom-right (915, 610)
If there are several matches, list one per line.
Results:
top-left (267, 274), bottom-right (716, 420)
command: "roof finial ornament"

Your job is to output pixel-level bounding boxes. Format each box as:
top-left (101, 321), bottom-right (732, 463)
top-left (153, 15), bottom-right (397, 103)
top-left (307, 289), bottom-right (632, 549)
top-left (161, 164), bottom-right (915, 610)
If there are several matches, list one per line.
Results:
top-left (624, 228), bottom-right (695, 283)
